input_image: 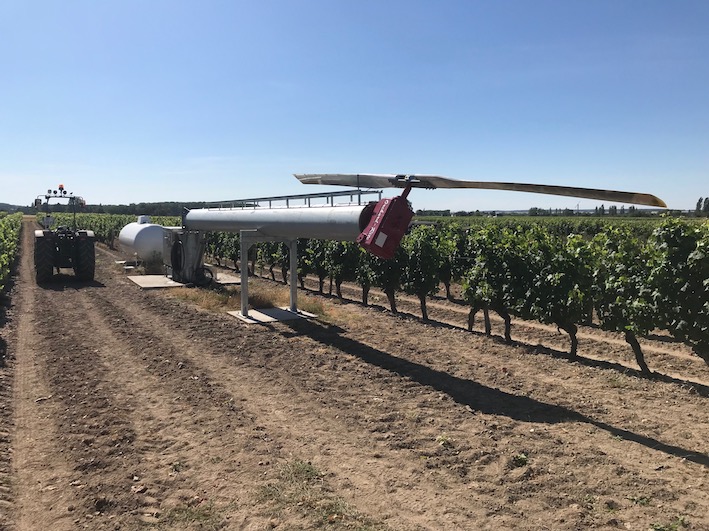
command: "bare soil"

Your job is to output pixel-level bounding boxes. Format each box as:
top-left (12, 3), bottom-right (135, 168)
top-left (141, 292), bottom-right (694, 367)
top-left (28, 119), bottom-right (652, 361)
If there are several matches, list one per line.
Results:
top-left (1, 220), bottom-right (708, 530)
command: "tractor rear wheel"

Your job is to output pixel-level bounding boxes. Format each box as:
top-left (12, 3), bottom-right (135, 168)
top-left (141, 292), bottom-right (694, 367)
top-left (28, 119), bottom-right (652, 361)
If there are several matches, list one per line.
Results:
top-left (34, 237), bottom-right (54, 283)
top-left (74, 238), bottom-right (95, 281)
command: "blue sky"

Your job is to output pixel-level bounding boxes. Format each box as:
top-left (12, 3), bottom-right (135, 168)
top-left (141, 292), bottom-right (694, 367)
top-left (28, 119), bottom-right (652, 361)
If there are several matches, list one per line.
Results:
top-left (1, 1), bottom-right (707, 211)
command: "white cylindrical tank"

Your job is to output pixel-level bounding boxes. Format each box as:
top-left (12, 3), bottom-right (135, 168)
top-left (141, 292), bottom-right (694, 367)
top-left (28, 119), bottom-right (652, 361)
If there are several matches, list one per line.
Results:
top-left (184, 204), bottom-right (374, 241)
top-left (119, 220), bottom-right (165, 260)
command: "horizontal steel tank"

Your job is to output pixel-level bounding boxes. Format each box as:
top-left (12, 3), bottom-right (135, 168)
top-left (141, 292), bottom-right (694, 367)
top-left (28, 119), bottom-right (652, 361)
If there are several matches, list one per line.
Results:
top-left (118, 217), bottom-right (165, 259)
top-left (183, 204), bottom-right (375, 241)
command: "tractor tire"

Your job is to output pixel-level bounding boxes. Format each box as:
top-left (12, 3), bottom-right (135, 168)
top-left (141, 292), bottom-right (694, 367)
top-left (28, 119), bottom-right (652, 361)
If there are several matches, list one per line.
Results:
top-left (34, 237), bottom-right (55, 284)
top-left (74, 238), bottom-right (95, 281)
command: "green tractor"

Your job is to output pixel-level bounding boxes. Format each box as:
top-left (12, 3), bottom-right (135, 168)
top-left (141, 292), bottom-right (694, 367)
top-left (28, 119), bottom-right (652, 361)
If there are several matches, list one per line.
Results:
top-left (33, 185), bottom-right (95, 283)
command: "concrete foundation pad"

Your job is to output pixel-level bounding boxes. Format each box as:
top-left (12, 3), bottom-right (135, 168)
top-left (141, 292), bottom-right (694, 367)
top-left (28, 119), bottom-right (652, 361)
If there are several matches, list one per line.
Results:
top-left (213, 271), bottom-right (241, 285)
top-left (127, 273), bottom-right (240, 289)
top-left (127, 275), bottom-right (183, 289)
top-left (227, 307), bottom-right (316, 324)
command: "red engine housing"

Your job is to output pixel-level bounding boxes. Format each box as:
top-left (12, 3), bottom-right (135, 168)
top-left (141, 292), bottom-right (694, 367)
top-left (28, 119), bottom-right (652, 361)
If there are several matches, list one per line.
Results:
top-left (357, 195), bottom-right (414, 259)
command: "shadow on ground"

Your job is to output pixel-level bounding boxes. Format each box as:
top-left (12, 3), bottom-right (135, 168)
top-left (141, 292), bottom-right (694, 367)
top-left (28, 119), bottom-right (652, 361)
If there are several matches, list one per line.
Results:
top-left (284, 318), bottom-right (709, 468)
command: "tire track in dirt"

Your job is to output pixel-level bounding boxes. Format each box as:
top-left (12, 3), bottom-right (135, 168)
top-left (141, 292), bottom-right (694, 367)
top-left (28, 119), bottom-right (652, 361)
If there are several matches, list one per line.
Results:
top-left (29, 284), bottom-right (145, 528)
top-left (102, 277), bottom-right (709, 530)
top-left (0, 372), bottom-right (11, 524)
top-left (0, 352), bottom-right (14, 522)
top-left (0, 295), bottom-right (16, 528)
top-left (90, 280), bottom-right (489, 529)
top-left (8, 222), bottom-right (84, 531)
top-left (70, 288), bottom-right (281, 530)
top-left (113, 253), bottom-right (709, 529)
top-left (106, 255), bottom-right (638, 528)
top-left (10, 227), bottom-right (295, 530)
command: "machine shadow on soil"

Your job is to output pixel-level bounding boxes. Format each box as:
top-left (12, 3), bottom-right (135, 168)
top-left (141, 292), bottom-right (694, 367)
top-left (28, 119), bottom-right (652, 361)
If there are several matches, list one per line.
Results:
top-left (283, 317), bottom-right (709, 467)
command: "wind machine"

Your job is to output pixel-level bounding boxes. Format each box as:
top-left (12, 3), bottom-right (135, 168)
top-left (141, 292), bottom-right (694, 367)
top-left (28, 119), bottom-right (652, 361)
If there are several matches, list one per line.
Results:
top-left (119, 174), bottom-right (666, 320)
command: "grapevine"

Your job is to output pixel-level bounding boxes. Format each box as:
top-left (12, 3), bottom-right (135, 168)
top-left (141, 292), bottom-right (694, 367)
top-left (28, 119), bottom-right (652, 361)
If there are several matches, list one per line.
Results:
top-left (0, 213), bottom-right (23, 293)
top-left (64, 213), bottom-right (709, 369)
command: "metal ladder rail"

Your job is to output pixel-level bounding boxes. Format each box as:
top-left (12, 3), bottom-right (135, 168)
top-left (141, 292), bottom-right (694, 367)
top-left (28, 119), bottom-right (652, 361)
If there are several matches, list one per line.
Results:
top-left (205, 189), bottom-right (382, 210)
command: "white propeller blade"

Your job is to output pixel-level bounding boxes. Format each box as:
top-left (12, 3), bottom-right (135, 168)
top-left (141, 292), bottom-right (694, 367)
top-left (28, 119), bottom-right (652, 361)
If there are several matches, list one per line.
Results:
top-left (294, 173), bottom-right (666, 208)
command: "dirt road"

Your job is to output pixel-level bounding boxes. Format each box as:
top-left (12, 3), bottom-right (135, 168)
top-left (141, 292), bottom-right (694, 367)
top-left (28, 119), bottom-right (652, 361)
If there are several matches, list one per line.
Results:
top-left (1, 220), bottom-right (708, 530)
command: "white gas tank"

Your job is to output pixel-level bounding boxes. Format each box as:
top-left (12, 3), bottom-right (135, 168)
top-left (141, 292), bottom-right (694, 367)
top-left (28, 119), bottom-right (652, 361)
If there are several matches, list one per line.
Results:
top-left (119, 217), bottom-right (165, 260)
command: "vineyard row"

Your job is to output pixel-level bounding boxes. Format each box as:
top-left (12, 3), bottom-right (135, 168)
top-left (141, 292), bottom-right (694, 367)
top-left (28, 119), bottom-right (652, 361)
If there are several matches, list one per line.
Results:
top-left (47, 213), bottom-right (709, 374)
top-left (0, 213), bottom-right (23, 293)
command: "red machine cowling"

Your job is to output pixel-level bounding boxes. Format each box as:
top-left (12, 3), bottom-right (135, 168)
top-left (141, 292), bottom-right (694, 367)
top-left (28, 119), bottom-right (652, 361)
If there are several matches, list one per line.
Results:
top-left (356, 190), bottom-right (414, 259)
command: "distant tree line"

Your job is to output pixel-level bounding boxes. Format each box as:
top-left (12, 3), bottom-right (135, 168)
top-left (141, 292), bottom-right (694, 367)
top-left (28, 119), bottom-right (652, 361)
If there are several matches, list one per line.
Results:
top-left (415, 209), bottom-right (452, 216)
top-left (27, 201), bottom-right (220, 217)
top-left (696, 197), bottom-right (709, 217)
top-left (589, 205), bottom-right (645, 216)
top-left (15, 198), bottom-right (708, 218)
top-left (0, 203), bottom-right (21, 213)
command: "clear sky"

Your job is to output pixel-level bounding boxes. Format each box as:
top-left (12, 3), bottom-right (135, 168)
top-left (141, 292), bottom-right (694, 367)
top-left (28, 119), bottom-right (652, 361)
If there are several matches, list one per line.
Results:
top-left (1, 1), bottom-right (707, 212)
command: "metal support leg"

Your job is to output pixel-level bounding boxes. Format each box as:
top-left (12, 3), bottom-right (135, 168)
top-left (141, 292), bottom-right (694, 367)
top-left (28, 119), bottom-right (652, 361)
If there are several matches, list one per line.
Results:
top-left (288, 239), bottom-right (298, 312)
top-left (240, 231), bottom-right (252, 318)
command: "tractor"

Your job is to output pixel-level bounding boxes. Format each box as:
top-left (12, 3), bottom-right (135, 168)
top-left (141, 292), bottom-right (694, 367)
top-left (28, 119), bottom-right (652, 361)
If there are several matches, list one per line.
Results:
top-left (33, 185), bottom-right (95, 283)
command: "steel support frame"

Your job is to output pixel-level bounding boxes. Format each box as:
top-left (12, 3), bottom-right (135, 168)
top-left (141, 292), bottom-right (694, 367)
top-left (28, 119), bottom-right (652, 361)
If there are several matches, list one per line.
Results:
top-left (239, 230), bottom-right (299, 319)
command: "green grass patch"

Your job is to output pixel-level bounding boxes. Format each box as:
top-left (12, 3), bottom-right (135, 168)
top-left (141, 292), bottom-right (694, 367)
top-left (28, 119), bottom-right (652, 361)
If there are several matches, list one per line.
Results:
top-left (167, 280), bottom-right (325, 317)
top-left (650, 516), bottom-right (689, 531)
top-left (257, 459), bottom-right (387, 530)
top-left (157, 501), bottom-right (226, 530)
